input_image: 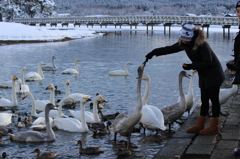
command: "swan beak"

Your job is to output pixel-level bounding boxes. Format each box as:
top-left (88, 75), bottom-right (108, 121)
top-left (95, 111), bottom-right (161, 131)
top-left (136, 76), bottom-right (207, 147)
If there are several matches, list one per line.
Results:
top-left (72, 99), bottom-right (77, 103)
top-left (22, 95), bottom-right (27, 100)
top-left (100, 97), bottom-right (105, 102)
top-left (84, 98), bottom-right (91, 101)
top-left (185, 73), bottom-right (191, 79)
top-left (45, 85), bottom-right (51, 90)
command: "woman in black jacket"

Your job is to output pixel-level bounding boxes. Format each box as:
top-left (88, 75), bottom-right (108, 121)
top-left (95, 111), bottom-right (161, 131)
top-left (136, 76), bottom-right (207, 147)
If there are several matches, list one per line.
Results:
top-left (145, 21), bottom-right (225, 135)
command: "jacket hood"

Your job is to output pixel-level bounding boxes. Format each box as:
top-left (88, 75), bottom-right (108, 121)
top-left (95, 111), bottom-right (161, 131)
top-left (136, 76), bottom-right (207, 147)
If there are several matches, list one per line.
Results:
top-left (179, 27), bottom-right (206, 50)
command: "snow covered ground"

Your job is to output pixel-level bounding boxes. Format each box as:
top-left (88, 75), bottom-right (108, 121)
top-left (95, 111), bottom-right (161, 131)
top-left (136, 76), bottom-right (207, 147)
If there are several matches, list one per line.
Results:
top-left (0, 22), bottom-right (239, 42)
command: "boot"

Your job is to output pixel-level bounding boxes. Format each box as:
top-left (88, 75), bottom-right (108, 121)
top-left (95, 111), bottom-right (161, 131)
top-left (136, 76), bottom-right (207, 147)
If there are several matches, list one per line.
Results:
top-left (200, 117), bottom-right (220, 135)
top-left (186, 116), bottom-right (207, 133)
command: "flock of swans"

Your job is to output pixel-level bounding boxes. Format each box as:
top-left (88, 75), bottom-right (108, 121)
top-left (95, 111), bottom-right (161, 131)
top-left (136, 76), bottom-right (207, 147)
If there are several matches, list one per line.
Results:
top-left (0, 55), bottom-right (238, 158)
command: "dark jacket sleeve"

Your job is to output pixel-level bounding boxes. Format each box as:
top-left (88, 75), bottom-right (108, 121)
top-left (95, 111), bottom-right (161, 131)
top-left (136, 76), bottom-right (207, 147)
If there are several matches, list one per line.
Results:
top-left (150, 42), bottom-right (183, 56)
top-left (234, 33), bottom-right (240, 70)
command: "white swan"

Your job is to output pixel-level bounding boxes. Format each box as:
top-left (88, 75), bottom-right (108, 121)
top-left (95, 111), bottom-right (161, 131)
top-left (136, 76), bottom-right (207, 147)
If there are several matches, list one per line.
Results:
top-left (9, 103), bottom-right (56, 142)
top-left (54, 97), bottom-right (91, 132)
top-left (0, 75), bottom-right (19, 107)
top-left (177, 70), bottom-right (196, 116)
top-left (41, 56), bottom-right (58, 71)
top-left (69, 93), bottom-right (105, 123)
top-left (64, 80), bottom-right (91, 103)
top-left (37, 84), bottom-right (68, 118)
top-left (25, 62), bottom-right (45, 81)
top-left (0, 112), bottom-right (12, 126)
top-left (62, 58), bottom-right (80, 74)
top-left (109, 61), bottom-right (132, 76)
top-left (35, 84), bottom-right (55, 111)
top-left (161, 71), bottom-right (190, 131)
top-left (15, 67), bottom-right (30, 93)
top-left (109, 64), bottom-right (144, 141)
top-left (140, 75), bottom-right (166, 133)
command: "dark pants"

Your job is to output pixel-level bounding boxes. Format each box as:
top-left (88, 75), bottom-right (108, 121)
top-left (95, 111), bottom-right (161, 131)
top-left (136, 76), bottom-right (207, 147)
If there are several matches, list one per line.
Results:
top-left (200, 86), bottom-right (220, 117)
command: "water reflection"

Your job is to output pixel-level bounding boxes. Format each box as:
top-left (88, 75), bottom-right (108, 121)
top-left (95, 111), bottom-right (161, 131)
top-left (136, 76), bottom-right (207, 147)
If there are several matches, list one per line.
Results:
top-left (0, 30), bottom-right (236, 158)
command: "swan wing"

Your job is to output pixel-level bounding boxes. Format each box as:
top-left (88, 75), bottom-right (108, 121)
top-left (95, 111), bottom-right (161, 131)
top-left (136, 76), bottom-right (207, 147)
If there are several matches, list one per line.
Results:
top-left (41, 66), bottom-right (57, 71)
top-left (25, 72), bottom-right (42, 81)
top-left (0, 113), bottom-right (12, 126)
top-left (69, 110), bottom-right (94, 123)
top-left (0, 98), bottom-right (11, 106)
top-left (35, 100), bottom-right (50, 111)
top-left (10, 131), bottom-right (52, 142)
top-left (109, 70), bottom-right (128, 76)
top-left (0, 80), bottom-right (13, 88)
top-left (70, 93), bottom-right (91, 102)
top-left (62, 69), bottom-right (78, 74)
top-left (53, 118), bottom-right (83, 132)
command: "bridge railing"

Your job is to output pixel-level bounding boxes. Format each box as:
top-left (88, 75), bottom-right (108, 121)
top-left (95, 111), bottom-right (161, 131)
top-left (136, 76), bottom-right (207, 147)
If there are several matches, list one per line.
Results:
top-left (12, 15), bottom-right (239, 26)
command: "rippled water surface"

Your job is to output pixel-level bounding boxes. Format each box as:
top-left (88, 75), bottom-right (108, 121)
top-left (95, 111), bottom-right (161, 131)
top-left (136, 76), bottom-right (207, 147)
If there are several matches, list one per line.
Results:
top-left (0, 29), bottom-right (235, 158)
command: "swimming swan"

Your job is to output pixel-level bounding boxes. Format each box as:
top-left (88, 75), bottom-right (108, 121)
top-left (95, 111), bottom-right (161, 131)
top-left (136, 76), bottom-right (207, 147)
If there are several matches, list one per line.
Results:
top-left (140, 75), bottom-right (166, 133)
top-left (25, 62), bottom-right (45, 81)
top-left (64, 80), bottom-right (91, 103)
top-left (109, 64), bottom-right (144, 141)
top-left (54, 97), bottom-right (91, 132)
top-left (161, 71), bottom-right (191, 131)
top-left (69, 93), bottom-right (105, 123)
top-left (9, 103), bottom-right (57, 142)
top-left (41, 56), bottom-right (58, 71)
top-left (0, 75), bottom-right (19, 107)
top-left (62, 58), bottom-right (80, 74)
top-left (109, 61), bottom-right (132, 76)
top-left (15, 67), bottom-right (30, 93)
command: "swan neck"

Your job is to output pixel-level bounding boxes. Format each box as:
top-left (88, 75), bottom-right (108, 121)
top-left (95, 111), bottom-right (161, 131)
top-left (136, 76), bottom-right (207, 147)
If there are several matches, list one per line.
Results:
top-left (38, 64), bottom-right (44, 78)
top-left (135, 74), bottom-right (143, 112)
top-left (124, 63), bottom-right (129, 73)
top-left (65, 84), bottom-right (70, 97)
top-left (75, 61), bottom-right (79, 72)
top-left (12, 79), bottom-right (18, 106)
top-left (93, 99), bottom-right (100, 122)
top-left (45, 107), bottom-right (54, 140)
top-left (179, 75), bottom-right (186, 107)
top-left (188, 73), bottom-right (194, 94)
top-left (58, 99), bottom-right (64, 118)
top-left (21, 68), bottom-right (25, 85)
top-left (52, 57), bottom-right (57, 69)
top-left (28, 92), bottom-right (37, 116)
top-left (80, 102), bottom-right (88, 130)
top-left (142, 78), bottom-right (150, 106)
top-left (50, 88), bottom-right (55, 105)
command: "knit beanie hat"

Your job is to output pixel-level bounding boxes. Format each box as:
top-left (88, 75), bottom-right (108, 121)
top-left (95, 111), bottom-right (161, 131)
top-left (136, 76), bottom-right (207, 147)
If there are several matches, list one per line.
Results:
top-left (179, 21), bottom-right (195, 41)
top-left (236, 1), bottom-right (240, 9)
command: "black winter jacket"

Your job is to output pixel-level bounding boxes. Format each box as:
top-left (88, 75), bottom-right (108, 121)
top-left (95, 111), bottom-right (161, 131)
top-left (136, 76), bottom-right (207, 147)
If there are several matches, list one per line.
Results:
top-left (149, 28), bottom-right (225, 89)
top-left (234, 32), bottom-right (240, 68)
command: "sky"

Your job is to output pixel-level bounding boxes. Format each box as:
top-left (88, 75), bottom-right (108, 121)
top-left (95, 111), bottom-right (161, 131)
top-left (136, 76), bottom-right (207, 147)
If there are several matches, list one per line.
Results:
top-left (0, 22), bottom-right (239, 42)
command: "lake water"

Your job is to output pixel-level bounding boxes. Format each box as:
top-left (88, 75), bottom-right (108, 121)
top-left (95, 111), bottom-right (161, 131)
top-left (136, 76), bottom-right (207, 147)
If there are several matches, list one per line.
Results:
top-left (0, 28), bottom-right (236, 158)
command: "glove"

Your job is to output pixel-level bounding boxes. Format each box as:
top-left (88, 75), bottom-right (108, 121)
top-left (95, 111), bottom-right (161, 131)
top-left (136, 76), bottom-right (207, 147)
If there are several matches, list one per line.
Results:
top-left (145, 52), bottom-right (155, 60)
top-left (182, 63), bottom-right (192, 70)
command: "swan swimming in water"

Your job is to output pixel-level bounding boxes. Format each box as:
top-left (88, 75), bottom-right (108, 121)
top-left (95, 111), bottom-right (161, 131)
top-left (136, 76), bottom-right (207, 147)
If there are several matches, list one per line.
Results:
top-left (64, 80), bottom-right (91, 103)
top-left (109, 64), bottom-right (145, 141)
top-left (109, 61), bottom-right (132, 76)
top-left (54, 97), bottom-right (91, 132)
top-left (62, 58), bottom-right (80, 74)
top-left (69, 93), bottom-right (105, 123)
top-left (25, 62), bottom-right (45, 81)
top-left (0, 75), bottom-right (19, 108)
top-left (140, 75), bottom-right (166, 133)
top-left (161, 71), bottom-right (191, 131)
top-left (9, 103), bottom-right (57, 142)
top-left (41, 56), bottom-right (58, 71)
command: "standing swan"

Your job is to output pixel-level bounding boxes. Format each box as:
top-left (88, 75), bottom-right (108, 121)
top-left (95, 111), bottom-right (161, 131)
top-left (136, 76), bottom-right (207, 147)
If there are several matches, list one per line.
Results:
top-left (161, 71), bottom-right (191, 131)
top-left (54, 97), bottom-right (91, 132)
top-left (140, 75), bottom-right (166, 133)
top-left (0, 75), bottom-right (19, 107)
top-left (109, 64), bottom-right (145, 141)
top-left (109, 61), bottom-right (132, 76)
top-left (41, 56), bottom-right (58, 71)
top-left (25, 62), bottom-right (45, 81)
top-left (62, 58), bottom-right (80, 74)
top-left (69, 93), bottom-right (105, 123)
top-left (9, 103), bottom-right (57, 142)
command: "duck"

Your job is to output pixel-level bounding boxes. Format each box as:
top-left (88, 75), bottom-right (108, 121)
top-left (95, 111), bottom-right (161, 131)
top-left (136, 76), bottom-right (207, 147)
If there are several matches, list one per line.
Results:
top-left (62, 58), bottom-right (80, 74)
top-left (98, 110), bottom-right (120, 120)
top-left (140, 75), bottom-right (166, 134)
top-left (109, 64), bottom-right (144, 142)
top-left (91, 121), bottom-right (112, 136)
top-left (9, 103), bottom-right (57, 142)
top-left (32, 148), bottom-right (58, 159)
top-left (0, 112), bottom-right (12, 126)
top-left (118, 141), bottom-right (131, 157)
top-left (24, 112), bottom-right (32, 124)
top-left (17, 117), bottom-right (26, 128)
top-left (19, 67), bottom-right (30, 93)
top-left (53, 97), bottom-right (91, 132)
top-left (161, 71), bottom-right (191, 131)
top-left (109, 61), bottom-right (132, 76)
top-left (0, 129), bottom-right (13, 136)
top-left (41, 56), bottom-right (58, 71)
top-left (69, 93), bottom-right (105, 123)
top-left (64, 80), bottom-right (91, 103)
top-left (0, 75), bottom-right (19, 108)
top-left (0, 152), bottom-right (7, 159)
top-left (77, 140), bottom-right (104, 155)
top-left (25, 62), bottom-right (45, 81)
top-left (54, 86), bottom-right (61, 94)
